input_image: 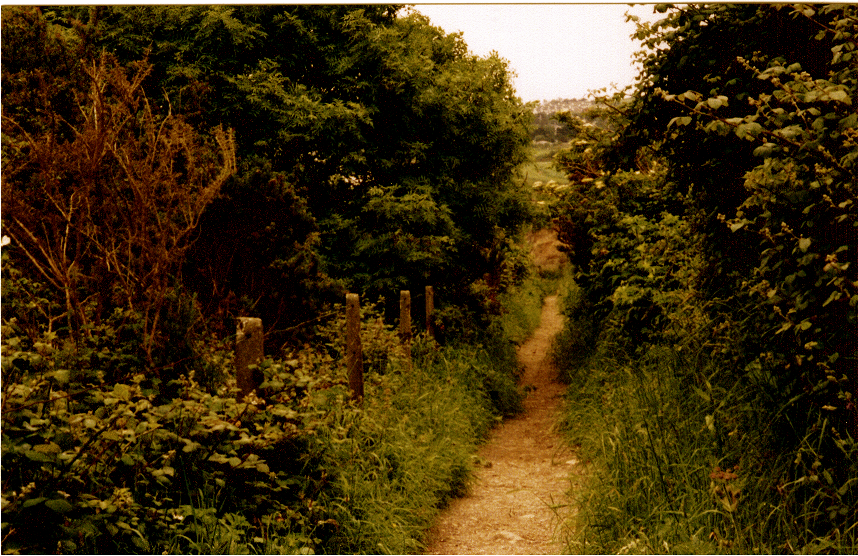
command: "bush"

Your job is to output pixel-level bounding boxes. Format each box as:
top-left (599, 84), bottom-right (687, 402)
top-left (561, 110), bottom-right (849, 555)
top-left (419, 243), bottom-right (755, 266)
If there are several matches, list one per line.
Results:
top-left (1, 244), bottom-right (532, 554)
top-left (0, 281), bottom-right (328, 553)
top-left (548, 9), bottom-right (858, 546)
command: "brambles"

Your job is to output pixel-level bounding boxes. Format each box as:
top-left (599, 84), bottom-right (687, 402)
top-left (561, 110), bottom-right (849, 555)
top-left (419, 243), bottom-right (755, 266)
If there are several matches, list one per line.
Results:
top-left (552, 3), bottom-right (857, 552)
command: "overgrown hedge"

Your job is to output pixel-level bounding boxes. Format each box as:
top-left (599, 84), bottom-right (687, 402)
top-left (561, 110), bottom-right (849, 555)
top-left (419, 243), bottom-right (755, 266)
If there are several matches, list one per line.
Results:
top-left (548, 4), bottom-right (856, 552)
top-left (1, 247), bottom-right (531, 554)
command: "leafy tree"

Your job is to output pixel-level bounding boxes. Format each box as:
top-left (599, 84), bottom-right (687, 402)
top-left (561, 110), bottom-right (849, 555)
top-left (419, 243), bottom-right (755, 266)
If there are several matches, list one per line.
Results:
top-left (40, 6), bottom-right (534, 333)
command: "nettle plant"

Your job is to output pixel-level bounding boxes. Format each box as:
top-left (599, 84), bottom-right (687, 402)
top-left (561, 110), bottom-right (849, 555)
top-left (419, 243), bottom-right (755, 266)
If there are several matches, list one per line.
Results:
top-left (0, 224), bottom-right (340, 554)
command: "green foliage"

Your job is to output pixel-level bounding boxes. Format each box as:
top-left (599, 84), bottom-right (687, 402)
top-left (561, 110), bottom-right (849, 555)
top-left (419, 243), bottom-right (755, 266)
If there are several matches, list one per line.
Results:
top-left (29, 5), bottom-right (535, 330)
top-left (629, 3), bottom-right (856, 517)
top-left (551, 3), bottom-right (857, 552)
top-left (1, 303), bottom-right (324, 553)
top-left (1, 239), bottom-right (530, 554)
top-left (1, 5), bottom-right (542, 555)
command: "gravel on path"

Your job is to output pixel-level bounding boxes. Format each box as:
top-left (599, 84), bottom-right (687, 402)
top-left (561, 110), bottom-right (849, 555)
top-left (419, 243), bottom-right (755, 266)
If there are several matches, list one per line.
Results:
top-left (424, 294), bottom-right (583, 555)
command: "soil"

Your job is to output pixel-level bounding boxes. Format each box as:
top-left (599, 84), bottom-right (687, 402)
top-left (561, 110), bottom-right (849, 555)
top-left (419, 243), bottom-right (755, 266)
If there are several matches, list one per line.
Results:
top-left (525, 228), bottom-right (569, 273)
top-left (424, 230), bottom-right (582, 555)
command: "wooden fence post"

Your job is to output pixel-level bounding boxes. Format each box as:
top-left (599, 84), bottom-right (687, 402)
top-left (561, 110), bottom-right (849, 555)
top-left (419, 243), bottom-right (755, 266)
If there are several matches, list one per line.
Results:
top-left (235, 317), bottom-right (263, 400)
top-left (346, 293), bottom-right (364, 401)
top-left (425, 285), bottom-right (435, 339)
top-left (400, 290), bottom-right (412, 366)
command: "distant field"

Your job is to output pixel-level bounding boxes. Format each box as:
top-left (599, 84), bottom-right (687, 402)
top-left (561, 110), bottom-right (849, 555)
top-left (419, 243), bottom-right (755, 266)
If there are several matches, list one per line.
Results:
top-left (523, 161), bottom-right (569, 185)
top-left (524, 142), bottom-right (570, 186)
top-left (532, 141), bottom-right (569, 162)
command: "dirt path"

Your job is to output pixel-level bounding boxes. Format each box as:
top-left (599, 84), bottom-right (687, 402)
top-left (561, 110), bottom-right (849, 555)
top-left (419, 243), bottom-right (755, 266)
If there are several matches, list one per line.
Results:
top-left (424, 294), bottom-right (581, 554)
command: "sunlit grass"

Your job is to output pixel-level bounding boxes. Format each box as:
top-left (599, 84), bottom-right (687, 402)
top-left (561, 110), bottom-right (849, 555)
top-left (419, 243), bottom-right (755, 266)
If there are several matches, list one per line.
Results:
top-left (523, 161), bottom-right (570, 187)
top-left (524, 141), bottom-right (570, 190)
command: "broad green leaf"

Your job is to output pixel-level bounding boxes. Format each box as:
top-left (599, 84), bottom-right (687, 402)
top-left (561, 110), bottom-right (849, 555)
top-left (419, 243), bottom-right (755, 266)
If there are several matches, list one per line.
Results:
top-left (45, 499), bottom-right (74, 513)
top-left (113, 384), bottom-right (131, 400)
top-left (839, 113), bottom-right (857, 130)
top-left (753, 143), bottom-right (776, 157)
top-left (24, 449), bottom-right (55, 462)
top-left (828, 89), bottom-right (850, 104)
top-left (736, 122), bottom-right (762, 140)
top-left (668, 116), bottom-right (693, 128)
top-left (33, 442), bottom-right (61, 453)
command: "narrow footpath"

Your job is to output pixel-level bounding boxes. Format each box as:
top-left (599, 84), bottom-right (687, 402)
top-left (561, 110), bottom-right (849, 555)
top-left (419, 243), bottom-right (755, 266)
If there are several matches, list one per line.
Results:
top-left (424, 294), bottom-right (583, 554)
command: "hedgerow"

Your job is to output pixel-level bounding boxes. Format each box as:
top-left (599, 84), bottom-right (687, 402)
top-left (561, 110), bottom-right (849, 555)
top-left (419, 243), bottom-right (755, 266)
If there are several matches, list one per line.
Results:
top-left (1, 247), bottom-right (526, 553)
top-left (0, 7), bottom-right (537, 553)
top-left (550, 4), bottom-right (856, 552)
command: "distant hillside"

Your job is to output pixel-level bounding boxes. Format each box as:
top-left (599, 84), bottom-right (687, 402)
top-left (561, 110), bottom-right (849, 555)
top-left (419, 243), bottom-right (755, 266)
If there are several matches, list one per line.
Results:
top-left (530, 98), bottom-right (596, 143)
top-left (532, 98), bottom-right (594, 115)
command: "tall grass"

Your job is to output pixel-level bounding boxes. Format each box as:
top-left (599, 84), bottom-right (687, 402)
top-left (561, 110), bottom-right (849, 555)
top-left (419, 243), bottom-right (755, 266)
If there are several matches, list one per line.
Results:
top-left (553, 289), bottom-right (858, 554)
top-left (301, 270), bottom-right (567, 553)
top-left (311, 340), bottom-right (506, 553)
top-left (498, 265), bottom-right (564, 345)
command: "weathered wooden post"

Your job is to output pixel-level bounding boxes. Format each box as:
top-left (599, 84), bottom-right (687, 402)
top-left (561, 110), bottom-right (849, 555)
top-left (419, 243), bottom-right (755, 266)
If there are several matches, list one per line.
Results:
top-left (425, 285), bottom-right (435, 339)
top-left (235, 317), bottom-right (263, 400)
top-left (346, 293), bottom-right (364, 401)
top-left (400, 290), bottom-right (412, 366)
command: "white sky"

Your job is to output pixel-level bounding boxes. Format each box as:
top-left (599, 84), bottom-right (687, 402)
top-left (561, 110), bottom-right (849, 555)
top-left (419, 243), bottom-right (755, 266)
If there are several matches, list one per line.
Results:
top-left (411, 4), bottom-right (663, 103)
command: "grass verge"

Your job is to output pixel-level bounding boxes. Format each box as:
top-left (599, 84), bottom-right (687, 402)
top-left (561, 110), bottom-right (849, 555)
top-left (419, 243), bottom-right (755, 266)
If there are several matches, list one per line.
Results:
top-left (2, 249), bottom-right (560, 554)
top-left (552, 289), bottom-right (858, 554)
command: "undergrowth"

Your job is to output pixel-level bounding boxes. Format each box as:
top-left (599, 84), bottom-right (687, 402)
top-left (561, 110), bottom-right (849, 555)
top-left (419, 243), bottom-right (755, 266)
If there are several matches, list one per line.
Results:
top-left (548, 169), bottom-right (857, 553)
top-left (1, 244), bottom-right (551, 554)
top-left (547, 21), bottom-right (858, 547)
top-left (555, 294), bottom-right (858, 554)
top-left (498, 263), bottom-right (564, 346)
